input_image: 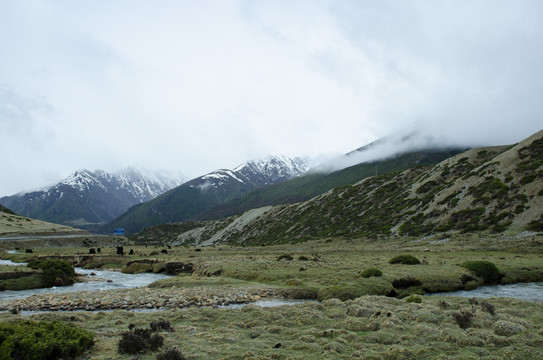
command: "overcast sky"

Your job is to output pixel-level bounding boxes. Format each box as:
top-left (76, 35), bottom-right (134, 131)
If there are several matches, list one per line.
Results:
top-left (1, 0), bottom-right (542, 196)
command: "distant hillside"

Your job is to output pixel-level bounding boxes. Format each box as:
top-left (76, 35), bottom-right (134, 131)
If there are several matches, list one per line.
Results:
top-left (193, 149), bottom-right (464, 221)
top-left (139, 129), bottom-right (543, 246)
top-left (0, 167), bottom-right (184, 230)
top-left (0, 206), bottom-right (86, 237)
top-left (106, 155), bottom-right (309, 234)
top-left (0, 204), bottom-right (15, 215)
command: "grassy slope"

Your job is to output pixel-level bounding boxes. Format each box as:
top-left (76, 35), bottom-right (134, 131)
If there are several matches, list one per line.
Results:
top-left (163, 130), bottom-right (543, 246)
top-left (112, 149), bottom-right (461, 235)
top-left (105, 175), bottom-right (263, 235)
top-left (0, 211), bottom-right (85, 237)
top-left (192, 149), bottom-right (464, 221)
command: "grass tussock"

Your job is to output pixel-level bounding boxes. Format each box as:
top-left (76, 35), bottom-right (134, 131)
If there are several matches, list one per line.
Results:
top-left (2, 295), bottom-right (541, 359)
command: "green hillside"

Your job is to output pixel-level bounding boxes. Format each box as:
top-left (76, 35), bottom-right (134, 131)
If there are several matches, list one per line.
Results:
top-left (193, 149), bottom-right (464, 221)
top-left (141, 129), bottom-right (543, 246)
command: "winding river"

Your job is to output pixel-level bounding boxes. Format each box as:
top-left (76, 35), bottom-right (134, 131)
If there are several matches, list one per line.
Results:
top-left (0, 260), bottom-right (172, 301)
top-left (2, 259), bottom-right (543, 303)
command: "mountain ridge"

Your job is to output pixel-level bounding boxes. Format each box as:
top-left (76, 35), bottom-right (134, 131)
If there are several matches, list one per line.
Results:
top-left (104, 155), bottom-right (309, 234)
top-left (0, 167), bottom-right (185, 230)
top-left (133, 129), bottom-right (543, 246)
top-left (191, 148), bottom-right (465, 222)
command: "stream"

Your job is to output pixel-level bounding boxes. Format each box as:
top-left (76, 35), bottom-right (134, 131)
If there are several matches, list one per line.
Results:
top-left (430, 281), bottom-right (543, 302)
top-left (0, 259), bottom-right (172, 301)
top-left (3, 259), bottom-right (543, 304)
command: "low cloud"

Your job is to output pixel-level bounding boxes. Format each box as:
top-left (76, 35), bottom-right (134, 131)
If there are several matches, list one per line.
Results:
top-left (196, 181), bottom-right (214, 194)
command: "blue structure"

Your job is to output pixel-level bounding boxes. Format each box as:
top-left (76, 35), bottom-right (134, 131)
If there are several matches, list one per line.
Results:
top-left (113, 228), bottom-right (125, 235)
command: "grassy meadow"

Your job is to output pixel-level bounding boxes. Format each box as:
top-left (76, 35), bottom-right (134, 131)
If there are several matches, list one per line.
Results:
top-left (1, 231), bottom-right (542, 359)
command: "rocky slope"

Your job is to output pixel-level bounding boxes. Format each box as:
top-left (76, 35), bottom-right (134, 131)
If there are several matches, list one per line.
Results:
top-left (0, 167), bottom-right (185, 230)
top-left (149, 129), bottom-right (543, 246)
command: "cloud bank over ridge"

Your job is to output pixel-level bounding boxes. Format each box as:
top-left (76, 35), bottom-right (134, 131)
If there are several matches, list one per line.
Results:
top-left (1, 1), bottom-right (542, 196)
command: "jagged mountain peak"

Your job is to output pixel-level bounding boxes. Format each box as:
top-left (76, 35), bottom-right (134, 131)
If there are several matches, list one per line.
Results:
top-left (0, 167), bottom-right (186, 230)
top-left (106, 155), bottom-right (311, 234)
top-left (193, 154), bottom-right (309, 189)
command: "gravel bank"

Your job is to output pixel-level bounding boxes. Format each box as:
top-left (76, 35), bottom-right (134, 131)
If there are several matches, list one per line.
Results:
top-left (0, 286), bottom-right (287, 313)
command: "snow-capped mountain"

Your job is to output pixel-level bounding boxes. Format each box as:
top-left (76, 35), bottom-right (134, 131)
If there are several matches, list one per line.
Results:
top-left (233, 155), bottom-right (309, 186)
top-left (0, 167), bottom-right (185, 230)
top-left (106, 155), bottom-right (309, 234)
top-left (192, 155), bottom-right (309, 191)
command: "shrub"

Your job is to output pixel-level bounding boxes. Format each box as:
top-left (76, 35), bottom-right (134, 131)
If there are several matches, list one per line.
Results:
top-left (150, 320), bottom-right (173, 332)
top-left (389, 255), bottom-right (421, 265)
top-left (405, 295), bottom-right (422, 303)
top-left (118, 331), bottom-right (147, 354)
top-left (460, 260), bottom-right (502, 284)
top-left (317, 285), bottom-right (364, 301)
top-left (452, 311), bottom-right (473, 330)
top-left (27, 260), bottom-right (76, 287)
top-left (360, 268), bottom-right (382, 278)
top-left (0, 320), bottom-right (94, 360)
top-left (481, 301), bottom-right (496, 316)
top-left (392, 277), bottom-right (422, 289)
top-left (157, 348), bottom-right (186, 360)
top-left (519, 174), bottom-right (537, 185)
top-left (527, 215), bottom-right (543, 232)
top-left (118, 323), bottom-right (169, 355)
top-left (277, 254), bottom-right (293, 261)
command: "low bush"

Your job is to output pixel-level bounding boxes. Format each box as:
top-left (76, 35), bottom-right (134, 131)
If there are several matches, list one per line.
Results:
top-left (389, 255), bottom-right (421, 265)
top-left (452, 311), bottom-right (473, 330)
top-left (481, 301), bottom-right (496, 316)
top-left (405, 295), bottom-right (422, 303)
top-left (150, 320), bottom-right (173, 332)
top-left (460, 260), bottom-right (503, 284)
top-left (0, 320), bottom-right (94, 360)
top-left (359, 268), bottom-right (382, 278)
top-left (118, 321), bottom-right (173, 355)
top-left (392, 277), bottom-right (422, 289)
top-left (317, 285), bottom-right (365, 301)
top-left (156, 348), bottom-right (186, 360)
top-left (27, 259), bottom-right (76, 287)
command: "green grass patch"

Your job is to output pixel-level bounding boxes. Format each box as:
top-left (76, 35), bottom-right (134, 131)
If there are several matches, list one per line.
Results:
top-left (359, 268), bottom-right (383, 278)
top-left (389, 254), bottom-right (421, 265)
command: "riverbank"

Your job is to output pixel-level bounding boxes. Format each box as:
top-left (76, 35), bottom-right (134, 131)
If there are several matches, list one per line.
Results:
top-left (0, 285), bottom-right (292, 313)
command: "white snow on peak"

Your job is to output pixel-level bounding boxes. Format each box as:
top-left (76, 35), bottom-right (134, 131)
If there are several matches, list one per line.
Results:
top-left (23, 167), bottom-right (186, 203)
top-left (233, 154), bottom-right (309, 176)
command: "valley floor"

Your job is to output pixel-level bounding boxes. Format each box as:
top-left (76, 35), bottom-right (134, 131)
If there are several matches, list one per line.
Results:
top-left (1, 231), bottom-right (542, 359)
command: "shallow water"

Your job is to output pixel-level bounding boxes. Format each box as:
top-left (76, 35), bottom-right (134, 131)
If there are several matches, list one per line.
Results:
top-left (219, 298), bottom-right (319, 309)
top-left (0, 259), bottom-right (27, 266)
top-left (0, 267), bottom-right (172, 301)
top-left (430, 282), bottom-right (543, 302)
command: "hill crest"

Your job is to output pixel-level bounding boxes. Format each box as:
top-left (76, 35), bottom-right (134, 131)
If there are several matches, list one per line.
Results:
top-left (134, 129), bottom-right (543, 246)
